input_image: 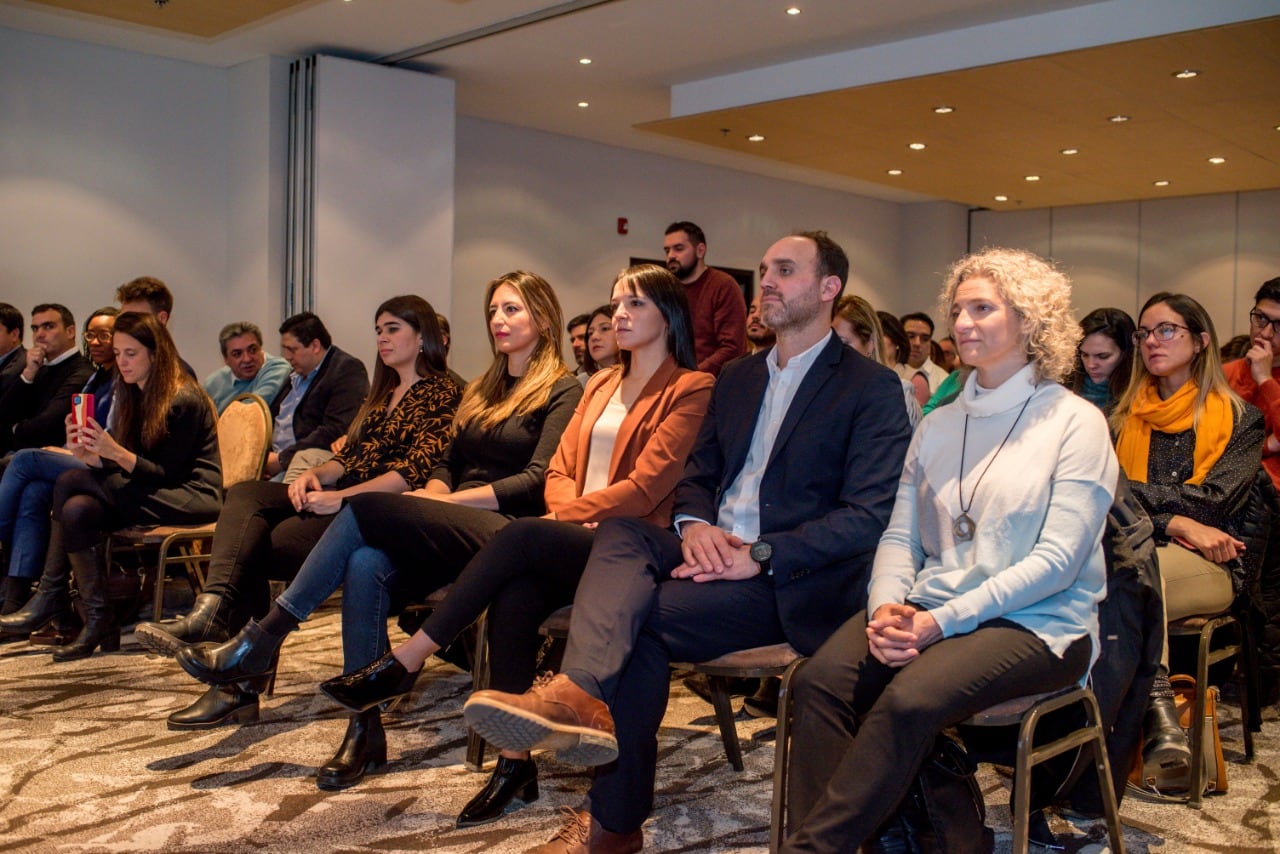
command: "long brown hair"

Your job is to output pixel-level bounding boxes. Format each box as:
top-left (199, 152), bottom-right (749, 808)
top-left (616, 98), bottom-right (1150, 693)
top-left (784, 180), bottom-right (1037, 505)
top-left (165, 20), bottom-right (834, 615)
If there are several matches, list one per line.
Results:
top-left (111, 312), bottom-right (207, 450)
top-left (454, 271), bottom-right (569, 432)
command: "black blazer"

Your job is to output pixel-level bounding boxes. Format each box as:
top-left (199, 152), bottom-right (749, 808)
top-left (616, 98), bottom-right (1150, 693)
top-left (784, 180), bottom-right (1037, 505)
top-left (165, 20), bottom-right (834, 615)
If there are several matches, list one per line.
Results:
top-left (0, 352), bottom-right (94, 454)
top-left (270, 345), bottom-right (369, 468)
top-left (674, 333), bottom-right (911, 656)
top-left (0, 345), bottom-right (26, 401)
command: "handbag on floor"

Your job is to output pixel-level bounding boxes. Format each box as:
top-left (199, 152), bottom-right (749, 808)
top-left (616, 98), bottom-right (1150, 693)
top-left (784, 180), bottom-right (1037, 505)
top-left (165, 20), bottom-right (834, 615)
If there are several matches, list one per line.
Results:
top-left (1128, 674), bottom-right (1227, 796)
top-left (863, 734), bottom-right (994, 854)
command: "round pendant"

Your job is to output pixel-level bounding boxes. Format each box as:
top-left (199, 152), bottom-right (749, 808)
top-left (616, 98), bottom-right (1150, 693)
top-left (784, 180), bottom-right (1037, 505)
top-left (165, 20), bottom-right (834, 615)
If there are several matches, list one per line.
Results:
top-left (953, 513), bottom-right (976, 542)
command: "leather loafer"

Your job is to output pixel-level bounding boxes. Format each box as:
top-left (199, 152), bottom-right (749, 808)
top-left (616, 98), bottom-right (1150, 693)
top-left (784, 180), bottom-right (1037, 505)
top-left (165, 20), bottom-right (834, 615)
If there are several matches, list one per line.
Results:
top-left (319, 651), bottom-right (421, 713)
top-left (463, 673), bottom-right (617, 766)
top-left (316, 708), bottom-right (387, 790)
top-left (177, 620), bottom-right (282, 686)
top-left (168, 685), bottom-right (260, 730)
top-left (455, 755), bottom-right (538, 827)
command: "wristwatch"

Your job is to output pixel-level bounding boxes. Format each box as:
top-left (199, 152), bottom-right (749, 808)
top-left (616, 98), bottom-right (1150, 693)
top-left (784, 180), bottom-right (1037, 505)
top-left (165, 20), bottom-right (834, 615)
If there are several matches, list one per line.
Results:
top-left (749, 539), bottom-right (773, 576)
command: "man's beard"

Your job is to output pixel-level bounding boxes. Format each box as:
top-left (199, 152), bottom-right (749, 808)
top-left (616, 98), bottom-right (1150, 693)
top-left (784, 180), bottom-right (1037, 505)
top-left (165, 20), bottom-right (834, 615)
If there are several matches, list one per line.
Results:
top-left (668, 259), bottom-right (697, 281)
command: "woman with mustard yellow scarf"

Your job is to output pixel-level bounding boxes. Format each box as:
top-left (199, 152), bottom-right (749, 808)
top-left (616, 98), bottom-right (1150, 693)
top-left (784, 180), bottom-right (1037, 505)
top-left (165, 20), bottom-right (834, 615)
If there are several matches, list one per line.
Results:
top-left (1111, 291), bottom-right (1264, 786)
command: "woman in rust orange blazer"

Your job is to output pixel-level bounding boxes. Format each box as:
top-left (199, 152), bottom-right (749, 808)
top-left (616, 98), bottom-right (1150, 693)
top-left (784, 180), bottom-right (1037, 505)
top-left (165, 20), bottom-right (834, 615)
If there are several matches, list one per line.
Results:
top-left (318, 263), bottom-right (713, 824)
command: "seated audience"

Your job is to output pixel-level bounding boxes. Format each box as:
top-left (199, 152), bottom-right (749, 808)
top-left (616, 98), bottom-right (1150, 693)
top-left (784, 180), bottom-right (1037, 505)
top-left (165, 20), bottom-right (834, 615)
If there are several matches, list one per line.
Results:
top-left (172, 271), bottom-right (581, 791)
top-left (779, 247), bottom-right (1118, 851)
top-left (202, 322), bottom-right (290, 412)
top-left (746, 294), bottom-right (777, 354)
top-left (0, 304), bottom-right (93, 456)
top-left (0, 302), bottom-right (25, 400)
top-left (832, 295), bottom-right (921, 428)
top-left (567, 313), bottom-right (590, 374)
top-left (114, 276), bottom-right (197, 378)
top-left (1111, 292), bottom-right (1264, 780)
top-left (1069, 307), bottom-right (1136, 413)
top-left (877, 311), bottom-right (924, 405)
top-left (137, 296), bottom-right (460, 730)
top-left (0, 313), bottom-right (222, 660)
top-left (1223, 277), bottom-right (1280, 490)
top-left (265, 312), bottom-right (369, 478)
top-left (937, 334), bottom-right (960, 373)
top-left (320, 264), bottom-right (712, 824)
top-left (898, 310), bottom-right (950, 403)
top-left (462, 231), bottom-right (910, 851)
top-left (578, 304), bottom-right (619, 382)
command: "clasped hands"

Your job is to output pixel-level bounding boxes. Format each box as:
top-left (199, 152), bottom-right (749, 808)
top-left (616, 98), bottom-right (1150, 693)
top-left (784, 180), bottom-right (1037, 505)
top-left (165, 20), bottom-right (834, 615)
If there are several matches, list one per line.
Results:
top-left (670, 522), bottom-right (760, 583)
top-left (867, 603), bottom-right (942, 668)
top-left (287, 470), bottom-right (343, 515)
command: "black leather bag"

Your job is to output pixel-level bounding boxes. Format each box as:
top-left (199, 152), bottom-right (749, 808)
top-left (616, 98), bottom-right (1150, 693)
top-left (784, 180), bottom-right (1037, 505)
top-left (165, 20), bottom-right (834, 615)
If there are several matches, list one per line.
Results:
top-left (863, 734), bottom-right (994, 854)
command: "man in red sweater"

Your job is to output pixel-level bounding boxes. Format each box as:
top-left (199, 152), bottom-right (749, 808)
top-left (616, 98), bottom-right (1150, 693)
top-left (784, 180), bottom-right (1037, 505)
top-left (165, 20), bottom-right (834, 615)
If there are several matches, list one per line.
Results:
top-left (663, 221), bottom-right (746, 375)
top-left (1224, 277), bottom-right (1280, 490)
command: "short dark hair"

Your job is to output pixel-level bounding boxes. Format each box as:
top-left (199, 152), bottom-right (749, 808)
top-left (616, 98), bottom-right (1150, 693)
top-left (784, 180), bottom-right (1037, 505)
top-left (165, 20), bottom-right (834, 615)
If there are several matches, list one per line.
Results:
top-left (878, 311), bottom-right (909, 365)
top-left (32, 303), bottom-right (75, 328)
top-left (1256, 277), bottom-right (1280, 305)
top-left (900, 311), bottom-right (935, 336)
top-left (218, 321), bottom-right (264, 356)
top-left (567, 313), bottom-right (590, 332)
top-left (279, 312), bottom-right (332, 349)
top-left (665, 221), bottom-right (707, 248)
top-left (0, 302), bottom-right (22, 339)
top-left (115, 276), bottom-right (174, 315)
top-left (435, 313), bottom-right (451, 353)
top-left (792, 230), bottom-right (849, 286)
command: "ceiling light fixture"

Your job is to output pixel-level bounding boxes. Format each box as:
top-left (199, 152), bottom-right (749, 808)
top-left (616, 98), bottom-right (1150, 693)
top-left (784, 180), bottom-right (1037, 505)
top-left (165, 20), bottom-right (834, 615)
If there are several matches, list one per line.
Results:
top-left (994, 195), bottom-right (1009, 202)
top-left (579, 57), bottom-right (591, 65)
top-left (1060, 148), bottom-right (1079, 155)
top-left (908, 142), bottom-right (926, 150)
top-left (1025, 175), bottom-right (1040, 182)
top-left (1108, 114), bottom-right (1130, 123)
top-left (747, 134), bottom-right (765, 142)
top-left (1208, 156), bottom-right (1226, 164)
top-left (577, 101), bottom-right (589, 108)
top-left (886, 169), bottom-right (903, 176)
top-left (1154, 180), bottom-right (1170, 186)
top-left (933, 106), bottom-right (954, 114)
top-left (786, 7), bottom-right (801, 15)
top-left (1173, 69), bottom-right (1199, 79)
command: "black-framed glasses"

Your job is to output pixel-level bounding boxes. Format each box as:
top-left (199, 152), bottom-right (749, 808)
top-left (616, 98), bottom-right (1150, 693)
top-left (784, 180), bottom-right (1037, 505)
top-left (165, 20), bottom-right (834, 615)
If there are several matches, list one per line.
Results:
top-left (82, 331), bottom-right (113, 344)
top-left (1132, 322), bottom-right (1191, 344)
top-left (1248, 309), bottom-right (1280, 336)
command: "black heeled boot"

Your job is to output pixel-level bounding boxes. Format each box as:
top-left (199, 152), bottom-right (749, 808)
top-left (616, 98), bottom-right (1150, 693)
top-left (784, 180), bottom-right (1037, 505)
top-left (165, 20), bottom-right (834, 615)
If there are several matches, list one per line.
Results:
top-left (316, 708), bottom-right (386, 790)
top-left (319, 651), bottom-right (421, 712)
top-left (0, 522), bottom-right (74, 637)
top-left (53, 546), bottom-right (120, 662)
top-left (167, 680), bottom-right (267, 730)
top-left (136, 593), bottom-right (232, 656)
top-left (1, 574), bottom-right (34, 616)
top-left (1142, 693), bottom-right (1191, 777)
top-left (456, 755), bottom-right (539, 827)
top-left (176, 619), bottom-right (283, 685)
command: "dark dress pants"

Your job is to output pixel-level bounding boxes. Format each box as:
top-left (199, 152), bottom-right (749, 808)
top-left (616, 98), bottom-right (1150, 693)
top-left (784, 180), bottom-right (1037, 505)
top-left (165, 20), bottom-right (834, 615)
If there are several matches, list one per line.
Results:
top-left (781, 612), bottom-right (1091, 854)
top-left (560, 516), bottom-right (787, 834)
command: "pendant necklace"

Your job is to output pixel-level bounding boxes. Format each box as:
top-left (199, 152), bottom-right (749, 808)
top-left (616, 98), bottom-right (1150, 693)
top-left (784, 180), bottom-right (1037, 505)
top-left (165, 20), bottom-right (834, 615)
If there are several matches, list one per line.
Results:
top-left (954, 393), bottom-right (1032, 542)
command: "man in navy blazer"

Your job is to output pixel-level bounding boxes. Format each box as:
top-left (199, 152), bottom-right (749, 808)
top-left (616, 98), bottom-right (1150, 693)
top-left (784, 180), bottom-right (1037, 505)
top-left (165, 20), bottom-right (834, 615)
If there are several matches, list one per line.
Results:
top-left (465, 231), bottom-right (912, 852)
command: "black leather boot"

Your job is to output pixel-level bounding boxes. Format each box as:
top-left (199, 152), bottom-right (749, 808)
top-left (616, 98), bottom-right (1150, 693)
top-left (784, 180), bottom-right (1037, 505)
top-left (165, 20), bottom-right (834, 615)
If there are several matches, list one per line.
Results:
top-left (1142, 693), bottom-right (1191, 776)
top-left (319, 651), bottom-right (421, 712)
top-left (136, 593), bottom-right (232, 656)
top-left (176, 619), bottom-right (283, 685)
top-left (0, 522), bottom-right (74, 637)
top-left (316, 708), bottom-right (386, 790)
top-left (456, 755), bottom-right (538, 827)
top-left (53, 546), bottom-right (120, 662)
top-left (1, 574), bottom-right (34, 616)
top-left (167, 683), bottom-right (263, 730)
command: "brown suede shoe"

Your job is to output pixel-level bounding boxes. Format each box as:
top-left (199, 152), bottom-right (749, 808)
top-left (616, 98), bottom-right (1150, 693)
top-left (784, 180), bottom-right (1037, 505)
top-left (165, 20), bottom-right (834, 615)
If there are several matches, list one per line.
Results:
top-left (527, 807), bottom-right (642, 854)
top-left (464, 673), bottom-right (618, 766)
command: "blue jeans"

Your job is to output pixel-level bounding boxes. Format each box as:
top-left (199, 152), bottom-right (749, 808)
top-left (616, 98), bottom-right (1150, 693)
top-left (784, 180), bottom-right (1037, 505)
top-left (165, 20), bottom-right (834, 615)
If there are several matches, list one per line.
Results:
top-left (0, 449), bottom-right (88, 580)
top-left (274, 505), bottom-right (396, 671)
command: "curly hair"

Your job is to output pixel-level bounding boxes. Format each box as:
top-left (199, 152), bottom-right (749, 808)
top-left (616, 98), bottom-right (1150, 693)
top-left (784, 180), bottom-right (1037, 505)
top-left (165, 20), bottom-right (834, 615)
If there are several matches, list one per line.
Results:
top-left (939, 247), bottom-right (1078, 383)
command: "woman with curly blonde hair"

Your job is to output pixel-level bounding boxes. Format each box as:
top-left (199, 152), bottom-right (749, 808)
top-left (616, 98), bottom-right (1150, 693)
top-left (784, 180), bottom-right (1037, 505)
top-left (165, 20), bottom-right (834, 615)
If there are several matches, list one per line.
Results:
top-left (781, 248), bottom-right (1120, 851)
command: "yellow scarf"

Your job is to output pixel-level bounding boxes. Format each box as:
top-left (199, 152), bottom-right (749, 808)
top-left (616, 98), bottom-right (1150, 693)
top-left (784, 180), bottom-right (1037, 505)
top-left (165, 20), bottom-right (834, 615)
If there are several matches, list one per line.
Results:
top-left (1115, 379), bottom-right (1234, 485)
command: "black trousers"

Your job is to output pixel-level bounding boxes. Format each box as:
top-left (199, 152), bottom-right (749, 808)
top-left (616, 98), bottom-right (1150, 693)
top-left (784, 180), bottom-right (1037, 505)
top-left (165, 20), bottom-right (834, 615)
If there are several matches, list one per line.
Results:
top-left (201, 481), bottom-right (335, 619)
top-left (781, 612), bottom-right (1091, 854)
top-left (419, 517), bottom-right (595, 692)
top-left (560, 516), bottom-right (787, 833)
top-left (51, 468), bottom-right (125, 552)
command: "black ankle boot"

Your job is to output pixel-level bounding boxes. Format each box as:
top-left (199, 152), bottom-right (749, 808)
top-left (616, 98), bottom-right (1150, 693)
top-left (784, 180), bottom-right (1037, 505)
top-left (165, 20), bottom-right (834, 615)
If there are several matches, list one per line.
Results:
top-left (1142, 694), bottom-right (1191, 776)
top-left (319, 651), bottom-right (421, 713)
top-left (456, 755), bottom-right (538, 827)
top-left (317, 708), bottom-right (386, 790)
top-left (167, 684), bottom-right (262, 730)
top-left (53, 546), bottom-right (119, 662)
top-left (0, 522), bottom-right (74, 637)
top-left (1, 575), bottom-right (34, 616)
top-left (136, 593), bottom-right (231, 656)
top-left (176, 619), bottom-right (284, 685)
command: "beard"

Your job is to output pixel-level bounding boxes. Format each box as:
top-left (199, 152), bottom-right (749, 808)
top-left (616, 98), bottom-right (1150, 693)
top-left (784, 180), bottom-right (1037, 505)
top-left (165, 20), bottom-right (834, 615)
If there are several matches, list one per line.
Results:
top-left (760, 287), bottom-right (823, 334)
top-left (667, 258), bottom-right (697, 281)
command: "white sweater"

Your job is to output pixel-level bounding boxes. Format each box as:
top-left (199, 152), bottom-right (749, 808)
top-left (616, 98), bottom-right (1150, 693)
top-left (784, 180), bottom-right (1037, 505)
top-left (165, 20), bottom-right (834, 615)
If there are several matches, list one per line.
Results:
top-left (867, 364), bottom-right (1118, 661)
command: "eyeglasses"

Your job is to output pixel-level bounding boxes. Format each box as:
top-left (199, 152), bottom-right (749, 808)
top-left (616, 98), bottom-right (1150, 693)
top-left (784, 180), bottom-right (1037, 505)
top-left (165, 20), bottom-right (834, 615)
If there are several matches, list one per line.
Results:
top-left (82, 332), bottom-right (113, 343)
top-left (1248, 309), bottom-right (1280, 336)
top-left (1132, 322), bottom-right (1191, 344)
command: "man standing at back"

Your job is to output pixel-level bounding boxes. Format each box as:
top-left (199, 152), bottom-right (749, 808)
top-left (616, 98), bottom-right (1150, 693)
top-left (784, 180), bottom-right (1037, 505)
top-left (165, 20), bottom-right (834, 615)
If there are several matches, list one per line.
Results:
top-left (466, 230), bottom-right (911, 853)
top-left (663, 221), bottom-right (746, 376)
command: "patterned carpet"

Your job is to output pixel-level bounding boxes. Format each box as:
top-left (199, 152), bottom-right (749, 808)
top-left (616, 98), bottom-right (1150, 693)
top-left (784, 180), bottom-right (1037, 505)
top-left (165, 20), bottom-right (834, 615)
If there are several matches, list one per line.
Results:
top-left (1, 602), bottom-right (1276, 853)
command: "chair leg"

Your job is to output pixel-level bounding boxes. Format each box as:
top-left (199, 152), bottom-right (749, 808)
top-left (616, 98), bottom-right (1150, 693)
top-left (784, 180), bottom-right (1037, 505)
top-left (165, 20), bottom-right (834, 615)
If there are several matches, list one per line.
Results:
top-left (1012, 708), bottom-right (1036, 854)
top-left (771, 658), bottom-right (806, 854)
top-left (707, 674), bottom-right (744, 772)
top-left (1187, 622), bottom-right (1215, 809)
top-left (465, 613), bottom-right (490, 772)
top-left (1082, 691), bottom-right (1126, 854)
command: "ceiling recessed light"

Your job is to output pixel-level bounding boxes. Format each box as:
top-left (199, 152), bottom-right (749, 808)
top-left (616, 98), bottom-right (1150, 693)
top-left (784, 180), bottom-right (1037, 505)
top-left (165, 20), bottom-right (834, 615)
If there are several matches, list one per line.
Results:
top-left (1154, 180), bottom-right (1170, 187)
top-left (1173, 69), bottom-right (1199, 79)
top-left (933, 106), bottom-right (954, 114)
top-left (886, 169), bottom-right (903, 176)
top-left (994, 195), bottom-right (1009, 202)
top-left (1208, 156), bottom-right (1226, 164)
top-left (908, 142), bottom-right (926, 150)
top-left (577, 101), bottom-right (589, 108)
top-left (1024, 175), bottom-right (1040, 182)
top-left (747, 134), bottom-right (765, 142)
top-left (1108, 114), bottom-right (1130, 123)
top-left (786, 6), bottom-right (801, 15)
top-left (1060, 148), bottom-right (1079, 155)
top-left (578, 57), bottom-right (592, 65)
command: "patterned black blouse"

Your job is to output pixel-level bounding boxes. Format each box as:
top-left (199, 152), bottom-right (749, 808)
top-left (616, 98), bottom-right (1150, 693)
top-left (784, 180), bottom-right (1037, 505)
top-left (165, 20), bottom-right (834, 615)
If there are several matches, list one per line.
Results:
top-left (333, 373), bottom-right (461, 491)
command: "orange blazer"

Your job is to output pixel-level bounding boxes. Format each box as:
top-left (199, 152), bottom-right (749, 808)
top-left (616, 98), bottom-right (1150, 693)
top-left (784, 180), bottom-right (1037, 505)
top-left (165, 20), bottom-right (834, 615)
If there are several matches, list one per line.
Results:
top-left (544, 356), bottom-right (713, 527)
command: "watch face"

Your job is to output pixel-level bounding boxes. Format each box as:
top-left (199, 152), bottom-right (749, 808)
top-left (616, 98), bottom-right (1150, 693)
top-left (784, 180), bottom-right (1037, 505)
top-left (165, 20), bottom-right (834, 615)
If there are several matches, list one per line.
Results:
top-left (750, 541), bottom-right (772, 563)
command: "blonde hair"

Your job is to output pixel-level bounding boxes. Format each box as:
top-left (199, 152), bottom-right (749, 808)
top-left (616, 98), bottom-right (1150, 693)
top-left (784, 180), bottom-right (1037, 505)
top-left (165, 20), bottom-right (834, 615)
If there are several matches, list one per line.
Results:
top-left (833, 295), bottom-right (887, 364)
top-left (939, 247), bottom-right (1078, 383)
top-left (453, 271), bottom-right (570, 432)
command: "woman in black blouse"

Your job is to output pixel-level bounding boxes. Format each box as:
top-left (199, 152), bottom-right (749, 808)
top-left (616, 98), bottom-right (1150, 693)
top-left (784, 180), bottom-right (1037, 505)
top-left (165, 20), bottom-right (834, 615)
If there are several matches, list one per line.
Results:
top-left (1112, 292), bottom-right (1264, 779)
top-left (176, 271), bottom-right (582, 790)
top-left (1, 312), bottom-right (221, 661)
top-left (140, 295), bottom-right (460, 729)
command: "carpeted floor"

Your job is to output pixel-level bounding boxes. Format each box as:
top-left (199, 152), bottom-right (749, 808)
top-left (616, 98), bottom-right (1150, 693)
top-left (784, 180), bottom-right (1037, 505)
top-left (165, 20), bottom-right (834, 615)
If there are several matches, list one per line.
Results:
top-left (1, 602), bottom-right (1276, 852)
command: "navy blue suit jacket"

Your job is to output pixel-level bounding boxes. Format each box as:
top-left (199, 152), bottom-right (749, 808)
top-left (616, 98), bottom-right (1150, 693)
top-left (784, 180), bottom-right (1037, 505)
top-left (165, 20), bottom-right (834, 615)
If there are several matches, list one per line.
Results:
top-left (673, 332), bottom-right (910, 656)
